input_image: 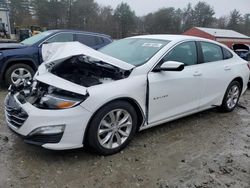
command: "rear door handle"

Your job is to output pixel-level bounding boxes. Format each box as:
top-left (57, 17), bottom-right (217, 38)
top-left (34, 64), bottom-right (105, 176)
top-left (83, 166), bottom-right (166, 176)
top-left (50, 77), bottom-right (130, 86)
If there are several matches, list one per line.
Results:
top-left (193, 71), bottom-right (202, 76)
top-left (224, 66), bottom-right (231, 71)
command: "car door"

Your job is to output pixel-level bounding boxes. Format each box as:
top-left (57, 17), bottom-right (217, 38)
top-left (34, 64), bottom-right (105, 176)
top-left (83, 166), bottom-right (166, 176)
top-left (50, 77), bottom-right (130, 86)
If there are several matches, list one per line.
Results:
top-left (147, 41), bottom-right (203, 124)
top-left (197, 41), bottom-right (234, 108)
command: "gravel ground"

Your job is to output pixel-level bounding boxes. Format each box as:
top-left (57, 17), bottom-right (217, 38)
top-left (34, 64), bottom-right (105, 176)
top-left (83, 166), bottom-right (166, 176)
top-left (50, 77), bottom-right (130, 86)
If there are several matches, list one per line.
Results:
top-left (0, 88), bottom-right (250, 188)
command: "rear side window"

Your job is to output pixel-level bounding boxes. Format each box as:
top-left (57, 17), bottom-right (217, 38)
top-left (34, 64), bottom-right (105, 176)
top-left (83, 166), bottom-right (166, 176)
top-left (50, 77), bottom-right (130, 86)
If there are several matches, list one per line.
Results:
top-left (46, 33), bottom-right (73, 43)
top-left (222, 47), bottom-right (233, 59)
top-left (96, 37), bottom-right (104, 45)
top-left (201, 42), bottom-right (223, 62)
top-left (163, 41), bottom-right (197, 66)
top-left (75, 34), bottom-right (97, 47)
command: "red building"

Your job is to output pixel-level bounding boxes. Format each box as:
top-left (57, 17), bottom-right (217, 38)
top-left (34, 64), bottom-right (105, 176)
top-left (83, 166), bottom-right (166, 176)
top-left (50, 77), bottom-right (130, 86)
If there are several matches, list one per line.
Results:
top-left (183, 27), bottom-right (250, 48)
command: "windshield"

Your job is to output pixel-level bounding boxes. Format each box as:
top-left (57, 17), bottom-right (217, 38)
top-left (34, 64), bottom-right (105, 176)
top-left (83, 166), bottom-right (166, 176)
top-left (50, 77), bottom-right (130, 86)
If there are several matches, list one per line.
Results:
top-left (21, 31), bottom-right (54, 45)
top-left (99, 38), bottom-right (169, 66)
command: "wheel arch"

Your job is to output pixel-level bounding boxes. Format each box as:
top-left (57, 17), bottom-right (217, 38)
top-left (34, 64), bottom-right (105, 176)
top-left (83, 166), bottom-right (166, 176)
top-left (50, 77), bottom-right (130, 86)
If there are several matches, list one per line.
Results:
top-left (231, 77), bottom-right (243, 92)
top-left (83, 97), bottom-right (145, 145)
top-left (220, 76), bottom-right (243, 112)
top-left (2, 58), bottom-right (38, 81)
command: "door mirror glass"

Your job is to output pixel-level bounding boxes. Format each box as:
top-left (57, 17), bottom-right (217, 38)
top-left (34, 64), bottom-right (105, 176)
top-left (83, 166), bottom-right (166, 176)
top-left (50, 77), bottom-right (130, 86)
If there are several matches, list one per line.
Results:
top-left (153, 61), bottom-right (184, 72)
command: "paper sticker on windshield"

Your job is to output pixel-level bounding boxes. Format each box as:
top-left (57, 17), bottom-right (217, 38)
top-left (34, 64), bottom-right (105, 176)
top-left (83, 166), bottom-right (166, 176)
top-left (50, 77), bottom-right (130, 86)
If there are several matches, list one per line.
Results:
top-left (142, 43), bottom-right (163, 48)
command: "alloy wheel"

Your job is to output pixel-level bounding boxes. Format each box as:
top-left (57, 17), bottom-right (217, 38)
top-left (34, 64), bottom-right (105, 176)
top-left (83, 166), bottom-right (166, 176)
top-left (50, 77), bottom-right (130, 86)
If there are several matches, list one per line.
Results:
top-left (226, 85), bottom-right (240, 109)
top-left (11, 68), bottom-right (32, 85)
top-left (97, 109), bottom-right (132, 149)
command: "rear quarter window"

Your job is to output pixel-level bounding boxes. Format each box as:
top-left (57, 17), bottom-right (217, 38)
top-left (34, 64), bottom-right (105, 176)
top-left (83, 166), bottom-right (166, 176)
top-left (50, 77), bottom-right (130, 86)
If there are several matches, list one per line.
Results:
top-left (96, 37), bottom-right (104, 45)
top-left (222, 47), bottom-right (233, 59)
top-left (75, 34), bottom-right (97, 47)
top-left (200, 42), bottom-right (223, 62)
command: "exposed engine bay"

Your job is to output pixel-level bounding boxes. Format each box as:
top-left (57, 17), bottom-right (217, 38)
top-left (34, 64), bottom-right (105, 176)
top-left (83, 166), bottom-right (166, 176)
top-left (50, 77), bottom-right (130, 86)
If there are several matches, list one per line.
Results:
top-left (9, 54), bottom-right (132, 110)
top-left (50, 55), bottom-right (132, 87)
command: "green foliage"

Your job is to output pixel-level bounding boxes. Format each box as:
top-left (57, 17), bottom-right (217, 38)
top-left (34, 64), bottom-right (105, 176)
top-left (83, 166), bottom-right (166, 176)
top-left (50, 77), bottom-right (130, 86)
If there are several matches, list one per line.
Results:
top-left (144, 7), bottom-right (182, 34)
top-left (243, 14), bottom-right (250, 36)
top-left (114, 2), bottom-right (136, 37)
top-left (227, 9), bottom-right (243, 30)
top-left (9, 0), bottom-right (33, 27)
top-left (193, 1), bottom-right (215, 27)
top-left (5, 0), bottom-right (250, 38)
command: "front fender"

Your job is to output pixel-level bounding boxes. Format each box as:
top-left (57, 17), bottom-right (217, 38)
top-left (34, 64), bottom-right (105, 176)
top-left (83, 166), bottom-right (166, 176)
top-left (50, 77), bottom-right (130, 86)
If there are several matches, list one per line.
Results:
top-left (81, 75), bottom-right (147, 116)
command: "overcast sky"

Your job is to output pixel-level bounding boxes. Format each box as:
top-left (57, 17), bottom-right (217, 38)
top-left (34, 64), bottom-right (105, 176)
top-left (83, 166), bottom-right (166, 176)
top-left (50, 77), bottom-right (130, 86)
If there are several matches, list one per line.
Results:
top-left (95, 0), bottom-right (250, 17)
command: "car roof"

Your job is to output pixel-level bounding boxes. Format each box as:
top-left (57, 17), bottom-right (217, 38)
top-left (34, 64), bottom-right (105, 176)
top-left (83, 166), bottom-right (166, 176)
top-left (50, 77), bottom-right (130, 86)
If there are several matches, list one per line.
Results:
top-left (47, 29), bottom-right (112, 38)
top-left (130, 34), bottom-right (213, 42)
top-left (129, 34), bottom-right (230, 49)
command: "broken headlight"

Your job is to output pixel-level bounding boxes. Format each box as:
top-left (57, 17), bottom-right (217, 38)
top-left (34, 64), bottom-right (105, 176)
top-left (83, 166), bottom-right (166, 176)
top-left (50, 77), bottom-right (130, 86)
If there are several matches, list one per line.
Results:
top-left (38, 93), bottom-right (84, 109)
top-left (24, 82), bottom-right (89, 110)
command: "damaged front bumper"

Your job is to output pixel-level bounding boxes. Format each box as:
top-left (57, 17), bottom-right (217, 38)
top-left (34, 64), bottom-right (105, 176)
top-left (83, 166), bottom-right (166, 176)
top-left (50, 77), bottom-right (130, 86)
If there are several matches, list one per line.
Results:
top-left (5, 93), bottom-right (92, 150)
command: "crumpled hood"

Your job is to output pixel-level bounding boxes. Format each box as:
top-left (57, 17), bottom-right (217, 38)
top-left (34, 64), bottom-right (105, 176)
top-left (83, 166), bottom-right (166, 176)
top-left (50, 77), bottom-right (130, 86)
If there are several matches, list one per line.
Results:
top-left (36, 71), bottom-right (88, 95)
top-left (36, 42), bottom-right (134, 95)
top-left (0, 43), bottom-right (27, 50)
top-left (41, 42), bottom-right (134, 70)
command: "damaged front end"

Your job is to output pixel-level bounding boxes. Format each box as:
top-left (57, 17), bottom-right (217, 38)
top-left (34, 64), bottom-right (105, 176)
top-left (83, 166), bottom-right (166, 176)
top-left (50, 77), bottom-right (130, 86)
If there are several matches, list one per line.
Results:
top-left (4, 42), bottom-right (135, 149)
top-left (7, 42), bottom-right (134, 110)
top-left (5, 81), bottom-right (89, 147)
top-left (8, 80), bottom-right (89, 110)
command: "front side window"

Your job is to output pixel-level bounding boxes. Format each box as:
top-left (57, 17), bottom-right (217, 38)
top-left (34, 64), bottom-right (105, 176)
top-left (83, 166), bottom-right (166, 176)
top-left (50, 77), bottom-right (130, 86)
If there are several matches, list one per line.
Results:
top-left (201, 42), bottom-right (223, 62)
top-left (21, 31), bottom-right (54, 45)
top-left (163, 41), bottom-right (197, 66)
top-left (46, 33), bottom-right (74, 43)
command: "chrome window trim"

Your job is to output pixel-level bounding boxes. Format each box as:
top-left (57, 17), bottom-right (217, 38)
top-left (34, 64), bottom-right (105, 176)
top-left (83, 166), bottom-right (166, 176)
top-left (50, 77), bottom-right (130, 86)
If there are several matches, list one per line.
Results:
top-left (39, 32), bottom-right (112, 47)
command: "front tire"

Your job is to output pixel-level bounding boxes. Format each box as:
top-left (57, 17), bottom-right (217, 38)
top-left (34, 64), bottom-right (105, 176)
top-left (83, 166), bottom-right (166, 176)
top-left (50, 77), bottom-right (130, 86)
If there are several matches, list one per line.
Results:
top-left (4, 63), bottom-right (35, 86)
top-left (86, 101), bottom-right (137, 155)
top-left (220, 81), bottom-right (241, 112)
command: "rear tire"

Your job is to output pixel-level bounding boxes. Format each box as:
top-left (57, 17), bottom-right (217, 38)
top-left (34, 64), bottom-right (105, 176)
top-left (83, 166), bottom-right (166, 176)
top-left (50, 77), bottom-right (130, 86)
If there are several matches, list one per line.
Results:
top-left (86, 101), bottom-right (137, 155)
top-left (4, 63), bottom-right (35, 86)
top-left (220, 81), bottom-right (241, 112)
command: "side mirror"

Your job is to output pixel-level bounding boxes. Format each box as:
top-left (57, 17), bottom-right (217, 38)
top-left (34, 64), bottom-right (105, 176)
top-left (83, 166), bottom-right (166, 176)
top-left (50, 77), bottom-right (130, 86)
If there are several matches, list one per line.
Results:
top-left (153, 61), bottom-right (184, 72)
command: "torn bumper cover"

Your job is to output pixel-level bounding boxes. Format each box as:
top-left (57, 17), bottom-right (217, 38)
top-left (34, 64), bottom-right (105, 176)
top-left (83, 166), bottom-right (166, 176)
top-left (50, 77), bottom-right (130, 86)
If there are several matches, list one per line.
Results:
top-left (5, 93), bottom-right (92, 150)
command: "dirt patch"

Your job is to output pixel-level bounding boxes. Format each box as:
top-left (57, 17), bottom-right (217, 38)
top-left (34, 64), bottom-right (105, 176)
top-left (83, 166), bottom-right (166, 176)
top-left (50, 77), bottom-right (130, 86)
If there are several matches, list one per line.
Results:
top-left (0, 89), bottom-right (250, 187)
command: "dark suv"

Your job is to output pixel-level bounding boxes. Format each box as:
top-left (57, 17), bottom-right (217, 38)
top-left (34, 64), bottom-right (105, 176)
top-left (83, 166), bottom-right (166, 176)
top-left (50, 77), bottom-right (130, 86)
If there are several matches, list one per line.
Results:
top-left (0, 30), bottom-right (112, 85)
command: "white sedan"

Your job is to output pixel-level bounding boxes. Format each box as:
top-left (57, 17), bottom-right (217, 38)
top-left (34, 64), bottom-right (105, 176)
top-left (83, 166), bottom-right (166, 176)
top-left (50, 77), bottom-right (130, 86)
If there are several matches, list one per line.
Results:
top-left (5, 35), bottom-right (249, 155)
